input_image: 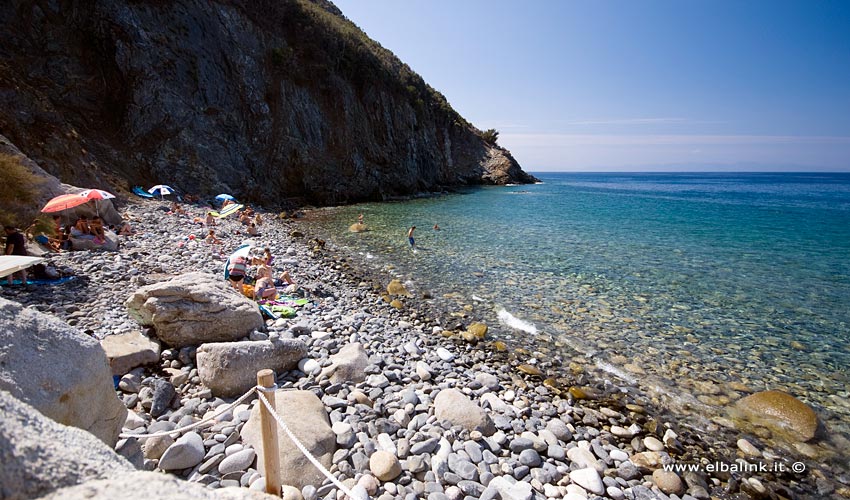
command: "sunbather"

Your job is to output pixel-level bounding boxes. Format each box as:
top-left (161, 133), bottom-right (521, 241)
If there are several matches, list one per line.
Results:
top-left (253, 266), bottom-right (277, 300)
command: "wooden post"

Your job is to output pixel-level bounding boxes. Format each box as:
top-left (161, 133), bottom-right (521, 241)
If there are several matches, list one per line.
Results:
top-left (257, 369), bottom-right (281, 497)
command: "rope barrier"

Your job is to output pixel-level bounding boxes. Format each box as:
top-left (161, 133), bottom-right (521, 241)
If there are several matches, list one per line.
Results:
top-left (256, 389), bottom-right (366, 500)
top-left (119, 386), bottom-right (258, 440)
top-left (119, 381), bottom-right (369, 500)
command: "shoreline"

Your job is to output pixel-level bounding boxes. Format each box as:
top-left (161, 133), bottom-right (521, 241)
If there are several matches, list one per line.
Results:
top-left (295, 203), bottom-right (845, 497)
top-left (1, 197), bottom-right (832, 499)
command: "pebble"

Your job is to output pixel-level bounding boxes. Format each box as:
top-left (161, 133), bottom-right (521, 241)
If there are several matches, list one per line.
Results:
top-left (12, 201), bottom-right (806, 500)
top-left (569, 467), bottom-right (605, 495)
top-left (158, 432), bottom-right (205, 470)
top-left (370, 450), bottom-right (402, 481)
top-left (518, 449), bottom-right (542, 467)
top-left (217, 448), bottom-right (256, 475)
top-left (436, 348), bottom-right (454, 361)
top-left (652, 469), bottom-right (685, 495)
top-left (643, 436), bottom-right (665, 451)
top-left (737, 438), bottom-right (761, 457)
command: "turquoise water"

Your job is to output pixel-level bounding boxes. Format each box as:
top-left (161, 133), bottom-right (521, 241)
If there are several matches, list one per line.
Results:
top-left (302, 172), bottom-right (850, 450)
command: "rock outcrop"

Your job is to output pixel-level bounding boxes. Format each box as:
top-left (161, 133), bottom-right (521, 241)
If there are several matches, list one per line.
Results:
top-left (0, 0), bottom-right (536, 208)
top-left (0, 390), bottom-right (133, 500)
top-left (241, 389), bottom-right (336, 490)
top-left (0, 298), bottom-right (127, 446)
top-left (125, 272), bottom-right (265, 348)
top-left (196, 339), bottom-right (307, 397)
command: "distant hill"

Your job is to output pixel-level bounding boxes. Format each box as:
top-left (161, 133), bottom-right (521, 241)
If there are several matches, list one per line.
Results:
top-left (0, 0), bottom-right (536, 207)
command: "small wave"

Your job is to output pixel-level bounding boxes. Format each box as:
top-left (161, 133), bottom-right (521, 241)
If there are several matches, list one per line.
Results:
top-left (595, 362), bottom-right (637, 385)
top-left (496, 308), bottom-right (538, 335)
top-left (472, 295), bottom-right (487, 302)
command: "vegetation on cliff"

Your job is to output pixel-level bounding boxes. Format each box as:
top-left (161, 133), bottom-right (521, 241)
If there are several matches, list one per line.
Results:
top-left (0, 153), bottom-right (45, 228)
top-left (0, 0), bottom-right (535, 208)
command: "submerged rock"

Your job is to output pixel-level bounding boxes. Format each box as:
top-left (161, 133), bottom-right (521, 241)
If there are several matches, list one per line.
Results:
top-left (386, 279), bottom-right (410, 296)
top-left (734, 390), bottom-right (822, 442)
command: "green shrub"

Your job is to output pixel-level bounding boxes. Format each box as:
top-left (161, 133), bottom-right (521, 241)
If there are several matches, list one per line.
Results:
top-left (481, 128), bottom-right (499, 145)
top-left (0, 153), bottom-right (46, 229)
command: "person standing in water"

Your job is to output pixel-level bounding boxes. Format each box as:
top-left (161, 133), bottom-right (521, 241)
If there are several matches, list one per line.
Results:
top-left (407, 226), bottom-right (416, 249)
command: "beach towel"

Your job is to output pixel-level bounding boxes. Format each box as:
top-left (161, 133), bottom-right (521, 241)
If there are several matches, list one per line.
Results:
top-left (209, 204), bottom-right (244, 219)
top-left (258, 304), bottom-right (280, 320)
top-left (132, 186), bottom-right (155, 198)
top-left (0, 276), bottom-right (76, 286)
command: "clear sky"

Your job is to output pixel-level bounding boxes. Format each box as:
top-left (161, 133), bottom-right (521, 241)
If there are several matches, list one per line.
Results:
top-left (332, 0), bottom-right (850, 172)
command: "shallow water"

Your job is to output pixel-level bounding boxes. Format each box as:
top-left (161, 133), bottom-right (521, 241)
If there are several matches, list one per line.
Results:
top-left (301, 172), bottom-right (850, 458)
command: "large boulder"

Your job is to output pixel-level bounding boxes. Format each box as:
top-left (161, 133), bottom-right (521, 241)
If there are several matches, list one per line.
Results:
top-left (0, 298), bottom-right (127, 446)
top-left (125, 272), bottom-right (264, 348)
top-left (241, 390), bottom-right (335, 490)
top-left (321, 342), bottom-right (369, 384)
top-left (0, 390), bottom-right (133, 500)
top-left (434, 388), bottom-right (496, 436)
top-left (100, 331), bottom-right (161, 376)
top-left (734, 390), bottom-right (823, 441)
top-left (196, 339), bottom-right (307, 397)
top-left (37, 470), bottom-right (277, 500)
top-left (70, 232), bottom-right (119, 252)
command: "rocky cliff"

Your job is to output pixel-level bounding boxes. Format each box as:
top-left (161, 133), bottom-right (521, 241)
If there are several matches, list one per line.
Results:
top-left (0, 0), bottom-right (536, 207)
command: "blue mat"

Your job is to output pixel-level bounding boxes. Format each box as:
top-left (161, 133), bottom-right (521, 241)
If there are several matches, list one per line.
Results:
top-left (0, 276), bottom-right (76, 286)
top-left (132, 186), bottom-right (155, 198)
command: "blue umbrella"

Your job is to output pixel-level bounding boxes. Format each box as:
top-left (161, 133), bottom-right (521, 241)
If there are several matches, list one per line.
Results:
top-left (215, 194), bottom-right (236, 203)
top-left (148, 184), bottom-right (175, 199)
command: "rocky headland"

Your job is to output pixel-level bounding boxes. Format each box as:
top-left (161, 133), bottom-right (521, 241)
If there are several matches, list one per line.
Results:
top-left (0, 0), bottom-right (536, 208)
top-left (1, 197), bottom-right (841, 500)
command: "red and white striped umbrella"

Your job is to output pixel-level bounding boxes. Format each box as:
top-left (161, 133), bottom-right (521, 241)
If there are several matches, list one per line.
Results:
top-left (78, 189), bottom-right (116, 200)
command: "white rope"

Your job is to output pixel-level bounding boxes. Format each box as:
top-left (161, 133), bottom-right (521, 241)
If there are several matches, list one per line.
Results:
top-left (119, 386), bottom-right (258, 439)
top-left (256, 390), bottom-right (367, 500)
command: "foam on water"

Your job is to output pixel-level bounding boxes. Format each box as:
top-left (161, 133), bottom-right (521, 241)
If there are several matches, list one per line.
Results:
top-left (496, 308), bottom-right (538, 335)
top-left (594, 361), bottom-right (637, 385)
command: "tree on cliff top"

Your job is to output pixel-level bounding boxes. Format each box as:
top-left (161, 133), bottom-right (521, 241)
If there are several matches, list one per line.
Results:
top-left (482, 129), bottom-right (499, 145)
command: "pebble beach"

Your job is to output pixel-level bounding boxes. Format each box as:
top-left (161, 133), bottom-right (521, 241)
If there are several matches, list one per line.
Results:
top-left (1, 196), bottom-right (838, 500)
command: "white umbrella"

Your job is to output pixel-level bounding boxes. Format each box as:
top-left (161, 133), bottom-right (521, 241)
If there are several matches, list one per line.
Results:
top-left (148, 185), bottom-right (175, 200)
top-left (78, 189), bottom-right (116, 216)
top-left (78, 189), bottom-right (116, 200)
top-left (0, 256), bottom-right (45, 279)
top-left (223, 242), bottom-right (254, 279)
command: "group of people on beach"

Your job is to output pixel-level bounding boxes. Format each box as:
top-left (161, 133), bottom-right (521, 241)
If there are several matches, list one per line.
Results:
top-left (224, 247), bottom-right (295, 301)
top-left (166, 197), bottom-right (297, 302)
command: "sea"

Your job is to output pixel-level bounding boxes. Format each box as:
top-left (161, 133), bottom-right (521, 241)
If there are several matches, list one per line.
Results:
top-left (300, 172), bottom-right (850, 460)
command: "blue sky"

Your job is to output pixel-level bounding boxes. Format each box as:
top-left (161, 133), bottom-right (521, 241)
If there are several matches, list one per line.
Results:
top-left (332, 0), bottom-right (850, 171)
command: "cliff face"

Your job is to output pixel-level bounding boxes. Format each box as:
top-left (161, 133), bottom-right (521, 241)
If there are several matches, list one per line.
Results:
top-left (0, 0), bottom-right (536, 206)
